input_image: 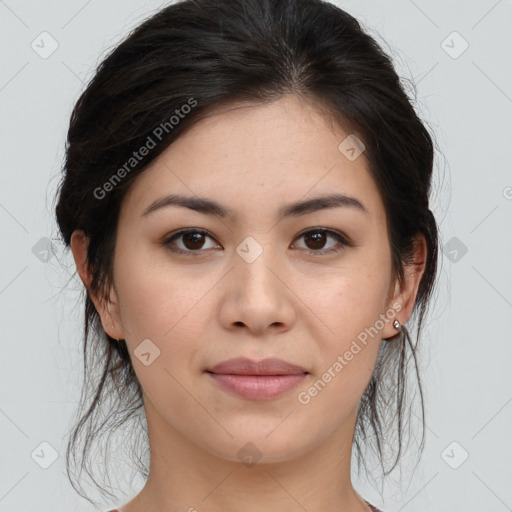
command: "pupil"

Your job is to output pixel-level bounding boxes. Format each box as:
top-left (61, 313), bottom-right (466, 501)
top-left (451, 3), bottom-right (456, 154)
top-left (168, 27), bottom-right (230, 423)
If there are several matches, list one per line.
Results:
top-left (184, 232), bottom-right (204, 250)
top-left (307, 231), bottom-right (325, 249)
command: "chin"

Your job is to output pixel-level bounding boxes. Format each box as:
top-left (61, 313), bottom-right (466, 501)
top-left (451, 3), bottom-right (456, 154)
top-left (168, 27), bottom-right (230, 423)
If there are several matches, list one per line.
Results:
top-left (198, 425), bottom-right (317, 466)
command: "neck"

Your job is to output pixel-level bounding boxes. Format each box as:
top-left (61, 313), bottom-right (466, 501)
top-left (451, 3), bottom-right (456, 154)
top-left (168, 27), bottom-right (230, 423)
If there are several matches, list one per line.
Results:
top-left (121, 401), bottom-right (370, 512)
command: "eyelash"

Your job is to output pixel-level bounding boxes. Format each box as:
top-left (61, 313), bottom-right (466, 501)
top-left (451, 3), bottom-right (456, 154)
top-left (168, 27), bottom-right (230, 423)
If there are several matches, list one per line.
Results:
top-left (162, 227), bottom-right (353, 256)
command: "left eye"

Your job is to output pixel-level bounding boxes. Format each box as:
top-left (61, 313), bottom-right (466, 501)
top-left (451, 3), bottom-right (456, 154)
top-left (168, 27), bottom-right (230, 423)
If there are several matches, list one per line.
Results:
top-left (293, 228), bottom-right (351, 254)
top-left (163, 228), bottom-right (351, 255)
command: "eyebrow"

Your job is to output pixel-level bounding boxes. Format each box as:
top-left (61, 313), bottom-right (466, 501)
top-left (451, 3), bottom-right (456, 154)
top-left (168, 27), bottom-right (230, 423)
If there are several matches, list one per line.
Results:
top-left (141, 192), bottom-right (368, 220)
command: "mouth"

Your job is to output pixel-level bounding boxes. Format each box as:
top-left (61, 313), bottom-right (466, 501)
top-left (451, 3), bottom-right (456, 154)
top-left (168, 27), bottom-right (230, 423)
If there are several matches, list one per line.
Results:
top-left (205, 357), bottom-right (309, 400)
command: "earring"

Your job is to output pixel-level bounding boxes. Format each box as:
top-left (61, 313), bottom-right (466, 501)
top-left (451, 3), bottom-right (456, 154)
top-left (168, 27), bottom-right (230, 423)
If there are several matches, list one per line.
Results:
top-left (111, 323), bottom-right (118, 341)
top-left (393, 319), bottom-right (401, 331)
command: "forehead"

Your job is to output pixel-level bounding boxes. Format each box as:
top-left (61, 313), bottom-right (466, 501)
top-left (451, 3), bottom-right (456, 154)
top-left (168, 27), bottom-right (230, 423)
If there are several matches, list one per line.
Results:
top-left (120, 95), bottom-right (385, 222)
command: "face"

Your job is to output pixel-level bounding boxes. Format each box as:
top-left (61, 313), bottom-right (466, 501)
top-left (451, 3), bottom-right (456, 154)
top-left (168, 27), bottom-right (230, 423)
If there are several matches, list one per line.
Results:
top-left (83, 95), bottom-right (408, 464)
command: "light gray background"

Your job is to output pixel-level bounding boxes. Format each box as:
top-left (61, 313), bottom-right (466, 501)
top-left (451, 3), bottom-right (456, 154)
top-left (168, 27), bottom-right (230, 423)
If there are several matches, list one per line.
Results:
top-left (1, 1), bottom-right (511, 511)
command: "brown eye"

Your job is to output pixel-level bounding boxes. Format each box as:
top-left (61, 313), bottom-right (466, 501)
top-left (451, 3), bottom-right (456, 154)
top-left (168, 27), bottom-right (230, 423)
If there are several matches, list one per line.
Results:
top-left (163, 227), bottom-right (352, 257)
top-left (182, 232), bottom-right (206, 250)
top-left (293, 228), bottom-right (351, 254)
top-left (164, 229), bottom-right (219, 254)
top-left (304, 231), bottom-right (327, 250)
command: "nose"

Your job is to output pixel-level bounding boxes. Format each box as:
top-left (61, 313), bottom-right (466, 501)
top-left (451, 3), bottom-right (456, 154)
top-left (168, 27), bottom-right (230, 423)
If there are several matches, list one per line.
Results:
top-left (218, 241), bottom-right (297, 336)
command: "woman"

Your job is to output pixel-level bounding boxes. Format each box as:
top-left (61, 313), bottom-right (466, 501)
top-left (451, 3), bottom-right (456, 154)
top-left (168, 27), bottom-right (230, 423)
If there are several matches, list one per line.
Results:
top-left (54, 0), bottom-right (439, 511)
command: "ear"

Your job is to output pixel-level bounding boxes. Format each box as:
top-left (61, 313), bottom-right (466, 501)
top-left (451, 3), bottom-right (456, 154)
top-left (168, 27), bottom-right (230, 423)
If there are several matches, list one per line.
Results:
top-left (70, 229), bottom-right (124, 340)
top-left (381, 233), bottom-right (427, 339)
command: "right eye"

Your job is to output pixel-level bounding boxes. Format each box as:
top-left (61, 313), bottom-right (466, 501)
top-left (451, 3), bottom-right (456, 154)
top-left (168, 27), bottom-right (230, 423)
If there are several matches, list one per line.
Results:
top-left (163, 228), bottom-right (221, 255)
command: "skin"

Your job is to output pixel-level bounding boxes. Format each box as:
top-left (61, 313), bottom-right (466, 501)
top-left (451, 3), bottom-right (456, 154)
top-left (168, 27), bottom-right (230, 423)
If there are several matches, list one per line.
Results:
top-left (71, 94), bottom-right (426, 512)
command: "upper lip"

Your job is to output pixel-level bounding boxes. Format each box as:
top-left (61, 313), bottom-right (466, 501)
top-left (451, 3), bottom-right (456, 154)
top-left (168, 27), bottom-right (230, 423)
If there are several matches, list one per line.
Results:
top-left (207, 357), bottom-right (308, 376)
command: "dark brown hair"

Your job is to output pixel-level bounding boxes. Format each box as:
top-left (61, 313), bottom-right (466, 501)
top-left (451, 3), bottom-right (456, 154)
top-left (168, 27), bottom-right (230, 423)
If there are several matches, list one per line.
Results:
top-left (53, 0), bottom-right (439, 504)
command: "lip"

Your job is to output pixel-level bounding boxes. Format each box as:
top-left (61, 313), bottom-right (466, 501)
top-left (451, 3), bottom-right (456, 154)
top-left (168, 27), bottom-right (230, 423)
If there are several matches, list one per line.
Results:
top-left (205, 357), bottom-right (309, 400)
top-left (207, 357), bottom-right (308, 375)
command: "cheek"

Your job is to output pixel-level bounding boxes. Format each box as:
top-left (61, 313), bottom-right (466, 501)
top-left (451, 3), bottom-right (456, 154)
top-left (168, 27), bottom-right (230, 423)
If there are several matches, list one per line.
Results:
top-left (298, 276), bottom-right (389, 418)
top-left (306, 264), bottom-right (392, 341)
top-left (302, 255), bottom-right (392, 388)
top-left (114, 257), bottom-right (214, 416)
top-left (114, 249), bottom-right (216, 364)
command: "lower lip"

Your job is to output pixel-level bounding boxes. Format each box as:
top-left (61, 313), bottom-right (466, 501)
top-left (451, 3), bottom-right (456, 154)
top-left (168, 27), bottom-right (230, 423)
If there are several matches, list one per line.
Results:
top-left (207, 372), bottom-right (307, 400)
